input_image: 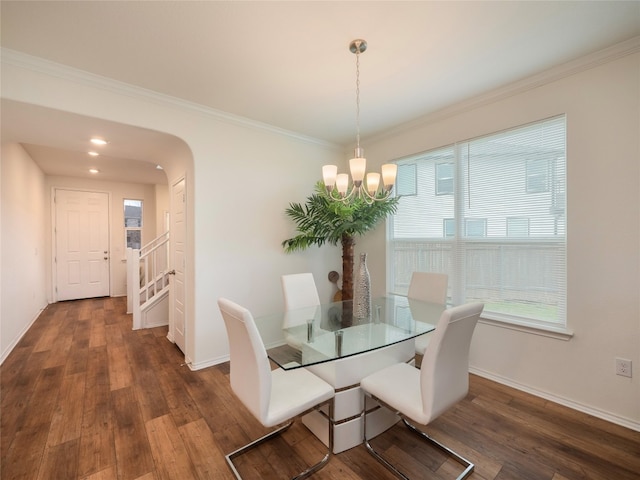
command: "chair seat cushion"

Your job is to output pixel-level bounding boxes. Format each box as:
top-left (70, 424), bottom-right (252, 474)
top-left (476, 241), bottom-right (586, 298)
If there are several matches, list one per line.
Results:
top-left (265, 368), bottom-right (334, 427)
top-left (360, 363), bottom-right (429, 425)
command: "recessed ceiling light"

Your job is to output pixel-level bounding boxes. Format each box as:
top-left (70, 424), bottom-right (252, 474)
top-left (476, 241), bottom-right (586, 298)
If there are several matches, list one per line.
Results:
top-left (88, 151), bottom-right (99, 156)
top-left (90, 138), bottom-right (108, 145)
top-left (89, 168), bottom-right (100, 174)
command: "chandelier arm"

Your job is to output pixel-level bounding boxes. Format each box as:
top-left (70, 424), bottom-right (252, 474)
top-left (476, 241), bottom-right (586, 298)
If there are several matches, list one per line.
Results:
top-left (328, 186), bottom-right (357, 202)
top-left (360, 187), bottom-right (393, 203)
top-left (329, 185), bottom-right (394, 205)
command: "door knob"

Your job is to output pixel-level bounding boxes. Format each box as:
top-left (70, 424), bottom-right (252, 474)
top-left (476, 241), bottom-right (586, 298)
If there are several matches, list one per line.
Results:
top-left (167, 270), bottom-right (176, 275)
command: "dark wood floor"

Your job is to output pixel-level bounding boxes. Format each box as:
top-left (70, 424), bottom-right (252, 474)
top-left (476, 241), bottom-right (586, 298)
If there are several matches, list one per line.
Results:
top-left (2, 297), bottom-right (639, 480)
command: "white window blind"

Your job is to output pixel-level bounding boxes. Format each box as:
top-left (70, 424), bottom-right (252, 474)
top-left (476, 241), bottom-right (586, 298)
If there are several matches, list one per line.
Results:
top-left (388, 116), bottom-right (566, 328)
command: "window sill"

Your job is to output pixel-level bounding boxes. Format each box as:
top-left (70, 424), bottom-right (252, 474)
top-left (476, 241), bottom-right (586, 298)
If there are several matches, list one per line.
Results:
top-left (479, 313), bottom-right (574, 341)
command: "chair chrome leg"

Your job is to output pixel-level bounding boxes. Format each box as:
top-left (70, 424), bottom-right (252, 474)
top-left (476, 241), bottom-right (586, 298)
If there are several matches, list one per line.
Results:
top-left (363, 395), bottom-right (474, 480)
top-left (226, 421), bottom-right (294, 479)
top-left (292, 399), bottom-right (334, 480)
top-left (226, 399), bottom-right (334, 480)
top-left (402, 419), bottom-right (474, 480)
top-left (363, 409), bottom-right (411, 480)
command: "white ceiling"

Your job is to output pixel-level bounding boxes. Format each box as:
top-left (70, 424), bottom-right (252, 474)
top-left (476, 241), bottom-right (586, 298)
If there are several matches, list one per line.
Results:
top-left (1, 100), bottom-right (179, 185)
top-left (2, 1), bottom-right (639, 184)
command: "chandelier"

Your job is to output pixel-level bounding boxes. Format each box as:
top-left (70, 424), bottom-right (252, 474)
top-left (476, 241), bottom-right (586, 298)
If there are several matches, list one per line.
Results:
top-left (322, 39), bottom-right (397, 204)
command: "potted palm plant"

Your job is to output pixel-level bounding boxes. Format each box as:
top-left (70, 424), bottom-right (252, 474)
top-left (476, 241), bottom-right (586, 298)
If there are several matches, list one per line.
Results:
top-left (282, 182), bottom-right (399, 302)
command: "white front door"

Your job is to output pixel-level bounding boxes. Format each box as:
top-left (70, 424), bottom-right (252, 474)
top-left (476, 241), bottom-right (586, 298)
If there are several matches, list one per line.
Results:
top-left (55, 189), bottom-right (110, 301)
top-left (170, 178), bottom-right (186, 353)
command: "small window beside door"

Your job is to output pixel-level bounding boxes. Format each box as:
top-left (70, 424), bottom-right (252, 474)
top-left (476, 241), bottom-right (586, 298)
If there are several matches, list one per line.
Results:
top-left (124, 199), bottom-right (143, 249)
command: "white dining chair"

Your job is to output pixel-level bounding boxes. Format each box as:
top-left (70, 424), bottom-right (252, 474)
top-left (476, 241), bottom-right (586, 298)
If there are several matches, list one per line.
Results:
top-left (408, 272), bottom-right (448, 356)
top-left (218, 298), bottom-right (335, 480)
top-left (360, 302), bottom-right (484, 480)
top-left (281, 273), bottom-right (321, 311)
top-left (281, 273), bottom-right (323, 346)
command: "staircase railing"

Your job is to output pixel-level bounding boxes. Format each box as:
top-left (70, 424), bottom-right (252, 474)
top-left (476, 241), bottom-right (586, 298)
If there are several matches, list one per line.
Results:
top-left (127, 231), bottom-right (170, 329)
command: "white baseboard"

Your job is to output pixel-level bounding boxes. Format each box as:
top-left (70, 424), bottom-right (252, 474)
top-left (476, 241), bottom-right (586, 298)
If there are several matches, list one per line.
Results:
top-left (145, 320), bottom-right (169, 328)
top-left (0, 304), bottom-right (47, 365)
top-left (469, 366), bottom-right (640, 432)
top-left (188, 354), bottom-right (230, 371)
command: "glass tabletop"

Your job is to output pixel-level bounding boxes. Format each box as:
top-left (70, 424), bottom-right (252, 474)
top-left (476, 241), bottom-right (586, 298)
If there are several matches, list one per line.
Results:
top-left (254, 294), bottom-right (443, 370)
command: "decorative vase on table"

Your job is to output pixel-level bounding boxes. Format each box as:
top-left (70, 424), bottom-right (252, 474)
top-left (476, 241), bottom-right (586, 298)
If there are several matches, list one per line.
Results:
top-left (354, 253), bottom-right (372, 319)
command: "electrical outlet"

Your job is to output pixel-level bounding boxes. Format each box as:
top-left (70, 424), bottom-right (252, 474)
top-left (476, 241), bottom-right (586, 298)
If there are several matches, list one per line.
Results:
top-left (615, 358), bottom-right (632, 378)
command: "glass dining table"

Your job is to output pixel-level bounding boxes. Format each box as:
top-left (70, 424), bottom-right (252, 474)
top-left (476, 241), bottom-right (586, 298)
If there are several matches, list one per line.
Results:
top-left (253, 294), bottom-right (444, 453)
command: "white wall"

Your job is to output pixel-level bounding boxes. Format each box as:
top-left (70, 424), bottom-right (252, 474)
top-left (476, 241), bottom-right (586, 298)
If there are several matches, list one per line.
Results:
top-left (155, 184), bottom-right (169, 236)
top-left (1, 51), bottom-right (344, 371)
top-left (0, 143), bottom-right (48, 361)
top-left (185, 123), bottom-right (343, 367)
top-left (361, 49), bottom-right (640, 428)
top-left (43, 176), bottom-right (161, 299)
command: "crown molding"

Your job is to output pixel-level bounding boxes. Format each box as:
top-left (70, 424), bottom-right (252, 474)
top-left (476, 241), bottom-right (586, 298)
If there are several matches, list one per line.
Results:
top-left (367, 36), bottom-right (640, 146)
top-left (0, 48), bottom-right (340, 151)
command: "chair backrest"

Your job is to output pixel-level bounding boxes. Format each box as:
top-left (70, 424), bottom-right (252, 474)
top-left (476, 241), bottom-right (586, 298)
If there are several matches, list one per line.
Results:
top-left (281, 273), bottom-right (321, 310)
top-left (420, 302), bottom-right (484, 423)
top-left (408, 272), bottom-right (448, 306)
top-left (217, 298), bottom-right (272, 423)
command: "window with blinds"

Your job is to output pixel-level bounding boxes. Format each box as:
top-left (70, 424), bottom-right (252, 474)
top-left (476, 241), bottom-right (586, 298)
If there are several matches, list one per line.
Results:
top-left (387, 115), bottom-right (566, 328)
top-left (124, 199), bottom-right (143, 250)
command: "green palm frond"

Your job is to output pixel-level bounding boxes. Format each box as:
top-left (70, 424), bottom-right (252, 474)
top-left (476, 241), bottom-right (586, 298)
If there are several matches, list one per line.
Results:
top-left (282, 182), bottom-right (399, 253)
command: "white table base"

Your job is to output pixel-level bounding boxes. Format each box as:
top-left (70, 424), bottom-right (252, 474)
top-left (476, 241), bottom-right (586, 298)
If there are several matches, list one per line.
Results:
top-left (301, 339), bottom-right (415, 453)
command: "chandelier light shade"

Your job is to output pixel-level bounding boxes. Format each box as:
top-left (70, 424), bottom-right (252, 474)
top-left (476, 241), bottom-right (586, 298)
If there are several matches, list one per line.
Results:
top-left (323, 39), bottom-right (397, 203)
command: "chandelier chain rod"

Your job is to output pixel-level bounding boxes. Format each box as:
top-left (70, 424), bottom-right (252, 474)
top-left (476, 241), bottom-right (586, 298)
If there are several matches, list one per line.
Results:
top-left (355, 46), bottom-right (361, 152)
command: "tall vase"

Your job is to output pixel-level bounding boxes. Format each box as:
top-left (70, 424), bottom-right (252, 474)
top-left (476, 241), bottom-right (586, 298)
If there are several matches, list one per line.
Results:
top-left (353, 253), bottom-right (371, 319)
